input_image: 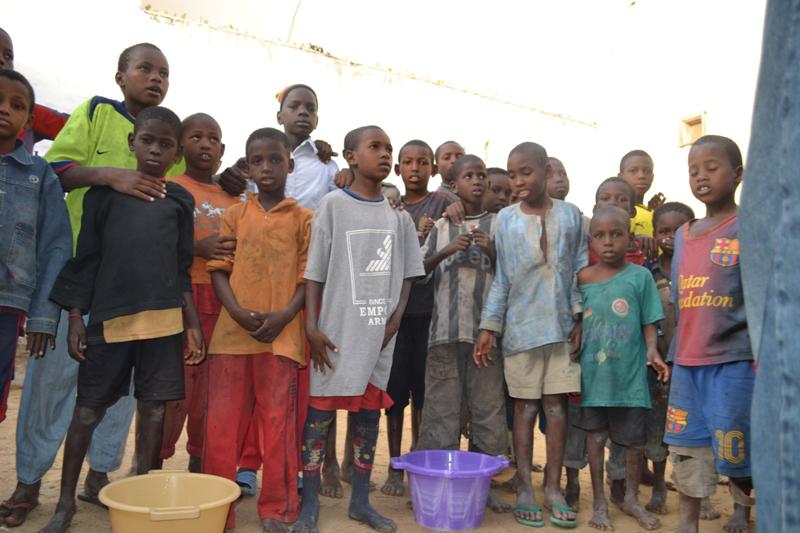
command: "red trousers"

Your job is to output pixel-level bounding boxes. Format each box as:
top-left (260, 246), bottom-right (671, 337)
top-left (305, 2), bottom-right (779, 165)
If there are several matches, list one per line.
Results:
top-left (204, 353), bottom-right (299, 526)
top-left (160, 284), bottom-right (219, 460)
top-left (239, 346), bottom-right (310, 471)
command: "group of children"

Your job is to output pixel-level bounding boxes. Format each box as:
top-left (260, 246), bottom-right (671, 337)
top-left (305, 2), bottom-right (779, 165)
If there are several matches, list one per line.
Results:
top-left (0, 30), bottom-right (755, 533)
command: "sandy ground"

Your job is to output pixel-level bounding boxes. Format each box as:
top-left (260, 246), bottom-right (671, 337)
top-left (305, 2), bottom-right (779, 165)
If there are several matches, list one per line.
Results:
top-left (0, 348), bottom-right (752, 533)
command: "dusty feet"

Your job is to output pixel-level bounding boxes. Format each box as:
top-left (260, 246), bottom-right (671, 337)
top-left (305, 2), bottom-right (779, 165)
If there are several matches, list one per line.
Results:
top-left (645, 487), bottom-right (668, 515)
top-left (38, 501), bottom-right (76, 533)
top-left (262, 518), bottom-right (290, 532)
top-left (319, 460), bottom-right (343, 499)
top-left (380, 468), bottom-right (404, 496)
top-left (486, 490), bottom-right (511, 513)
top-left (78, 470), bottom-right (109, 508)
top-left (291, 493), bottom-right (320, 533)
top-left (723, 503), bottom-right (750, 533)
top-left (699, 496), bottom-right (721, 520)
top-left (589, 501), bottom-right (613, 531)
top-left (348, 501), bottom-right (397, 533)
top-left (565, 475), bottom-right (581, 510)
top-left (544, 486), bottom-right (577, 526)
top-left (513, 485), bottom-right (543, 525)
top-left (1, 480), bottom-right (41, 527)
top-left (620, 495), bottom-right (660, 530)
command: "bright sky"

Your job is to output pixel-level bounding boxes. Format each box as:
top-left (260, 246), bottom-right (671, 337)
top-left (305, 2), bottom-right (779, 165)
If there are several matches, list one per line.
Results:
top-left (6, 0), bottom-right (767, 213)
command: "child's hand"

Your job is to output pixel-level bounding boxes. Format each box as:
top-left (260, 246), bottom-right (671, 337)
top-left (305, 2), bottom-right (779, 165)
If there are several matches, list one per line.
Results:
top-left (218, 157), bottom-right (249, 197)
top-left (647, 192), bottom-right (666, 211)
top-left (26, 332), bottom-right (55, 358)
top-left (635, 234), bottom-right (659, 262)
top-left (473, 330), bottom-right (495, 368)
top-left (647, 348), bottom-right (670, 382)
top-left (107, 168), bottom-right (167, 202)
top-left (472, 229), bottom-right (491, 254)
top-left (184, 326), bottom-right (206, 365)
top-left (445, 234), bottom-right (471, 256)
top-left (307, 327), bottom-right (337, 373)
top-left (334, 168), bottom-right (355, 189)
top-left (568, 321), bottom-right (582, 360)
top-left (195, 235), bottom-right (237, 261)
top-left (314, 140), bottom-right (338, 163)
top-left (418, 214), bottom-right (435, 238)
top-left (230, 307), bottom-right (263, 332)
top-left (381, 317), bottom-right (402, 349)
top-left (442, 201), bottom-right (465, 226)
top-left (249, 309), bottom-right (292, 343)
top-left (67, 315), bottom-right (87, 363)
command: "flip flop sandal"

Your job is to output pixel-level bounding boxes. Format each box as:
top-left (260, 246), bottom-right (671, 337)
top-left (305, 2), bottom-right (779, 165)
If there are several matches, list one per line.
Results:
top-left (78, 491), bottom-right (108, 510)
top-left (548, 503), bottom-right (577, 529)
top-left (2, 500), bottom-right (38, 527)
top-left (236, 470), bottom-right (258, 496)
top-left (512, 504), bottom-right (545, 528)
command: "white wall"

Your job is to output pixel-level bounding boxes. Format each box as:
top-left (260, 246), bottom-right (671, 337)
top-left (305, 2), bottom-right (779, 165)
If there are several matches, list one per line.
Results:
top-left (6, 0), bottom-right (765, 214)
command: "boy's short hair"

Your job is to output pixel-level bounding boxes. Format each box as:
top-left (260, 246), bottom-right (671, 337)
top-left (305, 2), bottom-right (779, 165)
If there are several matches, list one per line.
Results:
top-left (0, 69), bottom-right (34, 109)
top-left (486, 167), bottom-right (509, 177)
top-left (276, 83), bottom-right (317, 110)
top-left (653, 201), bottom-right (695, 228)
top-left (509, 142), bottom-right (549, 167)
top-left (181, 112), bottom-right (220, 132)
top-left (117, 43), bottom-right (163, 72)
top-left (619, 149), bottom-right (653, 172)
top-left (434, 140), bottom-right (461, 162)
top-left (448, 154), bottom-right (485, 182)
top-left (343, 125), bottom-right (383, 153)
top-left (134, 106), bottom-right (181, 140)
top-left (399, 139), bottom-right (434, 161)
top-left (590, 205), bottom-right (630, 229)
top-left (595, 176), bottom-right (635, 203)
top-left (246, 127), bottom-right (290, 154)
top-left (692, 135), bottom-right (743, 169)
top-left (548, 156), bottom-right (563, 165)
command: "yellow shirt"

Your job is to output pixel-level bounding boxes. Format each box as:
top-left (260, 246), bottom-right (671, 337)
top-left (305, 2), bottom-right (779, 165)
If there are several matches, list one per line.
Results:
top-left (103, 308), bottom-right (183, 343)
top-left (631, 204), bottom-right (654, 237)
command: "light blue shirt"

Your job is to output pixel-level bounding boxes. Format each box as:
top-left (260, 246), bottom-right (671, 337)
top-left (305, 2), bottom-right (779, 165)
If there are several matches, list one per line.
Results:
top-left (285, 138), bottom-right (338, 211)
top-left (480, 200), bottom-right (587, 357)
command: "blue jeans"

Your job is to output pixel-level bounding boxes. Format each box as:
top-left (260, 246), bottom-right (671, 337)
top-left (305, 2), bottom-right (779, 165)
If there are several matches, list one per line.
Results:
top-left (15, 310), bottom-right (136, 484)
top-left (740, 1), bottom-right (800, 530)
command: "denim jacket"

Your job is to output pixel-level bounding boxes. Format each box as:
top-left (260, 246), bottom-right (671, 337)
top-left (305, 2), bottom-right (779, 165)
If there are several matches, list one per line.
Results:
top-left (0, 142), bottom-right (72, 335)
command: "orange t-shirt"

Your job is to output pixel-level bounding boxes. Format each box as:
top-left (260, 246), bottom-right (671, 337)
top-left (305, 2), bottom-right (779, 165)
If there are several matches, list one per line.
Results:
top-left (206, 195), bottom-right (312, 365)
top-left (169, 175), bottom-right (241, 285)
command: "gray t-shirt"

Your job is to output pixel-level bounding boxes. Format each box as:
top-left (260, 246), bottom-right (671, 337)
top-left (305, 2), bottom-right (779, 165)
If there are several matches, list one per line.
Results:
top-left (304, 189), bottom-right (425, 396)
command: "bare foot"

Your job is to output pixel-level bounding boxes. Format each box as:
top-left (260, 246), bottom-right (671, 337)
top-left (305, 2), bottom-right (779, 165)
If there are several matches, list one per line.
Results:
top-left (620, 496), bottom-right (660, 530)
top-left (38, 502), bottom-right (76, 533)
top-left (319, 460), bottom-right (343, 499)
top-left (486, 491), bottom-right (511, 513)
top-left (380, 468), bottom-right (404, 497)
top-left (645, 488), bottom-right (668, 515)
top-left (699, 496), bottom-right (721, 520)
top-left (723, 503), bottom-right (750, 533)
top-left (348, 501), bottom-right (397, 533)
top-left (589, 501), bottom-right (613, 531)
top-left (531, 463), bottom-right (544, 473)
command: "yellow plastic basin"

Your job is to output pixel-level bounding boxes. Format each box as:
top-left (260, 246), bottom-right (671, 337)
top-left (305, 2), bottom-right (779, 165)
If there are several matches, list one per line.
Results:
top-left (98, 471), bottom-right (240, 533)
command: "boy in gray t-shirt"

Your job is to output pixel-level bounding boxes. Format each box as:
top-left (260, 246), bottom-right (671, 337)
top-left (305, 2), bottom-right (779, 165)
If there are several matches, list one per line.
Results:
top-left (296, 126), bottom-right (424, 533)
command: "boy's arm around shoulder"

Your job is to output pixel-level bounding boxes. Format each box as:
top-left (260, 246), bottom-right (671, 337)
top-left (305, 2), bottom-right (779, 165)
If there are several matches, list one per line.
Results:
top-left (49, 186), bottom-right (109, 315)
top-left (206, 202), bottom-right (241, 275)
top-left (569, 203), bottom-right (588, 317)
top-left (26, 163), bottom-right (72, 355)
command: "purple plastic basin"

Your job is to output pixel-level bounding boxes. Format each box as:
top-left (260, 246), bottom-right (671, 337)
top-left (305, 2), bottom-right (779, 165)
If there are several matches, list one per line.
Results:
top-left (391, 451), bottom-right (509, 531)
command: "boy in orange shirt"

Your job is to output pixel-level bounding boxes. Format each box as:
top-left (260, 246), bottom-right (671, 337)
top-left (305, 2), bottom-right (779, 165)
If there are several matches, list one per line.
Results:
top-left (159, 113), bottom-right (239, 472)
top-left (205, 127), bottom-right (312, 530)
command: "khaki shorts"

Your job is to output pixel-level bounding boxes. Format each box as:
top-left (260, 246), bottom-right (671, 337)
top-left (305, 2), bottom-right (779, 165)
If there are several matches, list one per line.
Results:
top-left (669, 445), bottom-right (718, 498)
top-left (504, 342), bottom-right (580, 400)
